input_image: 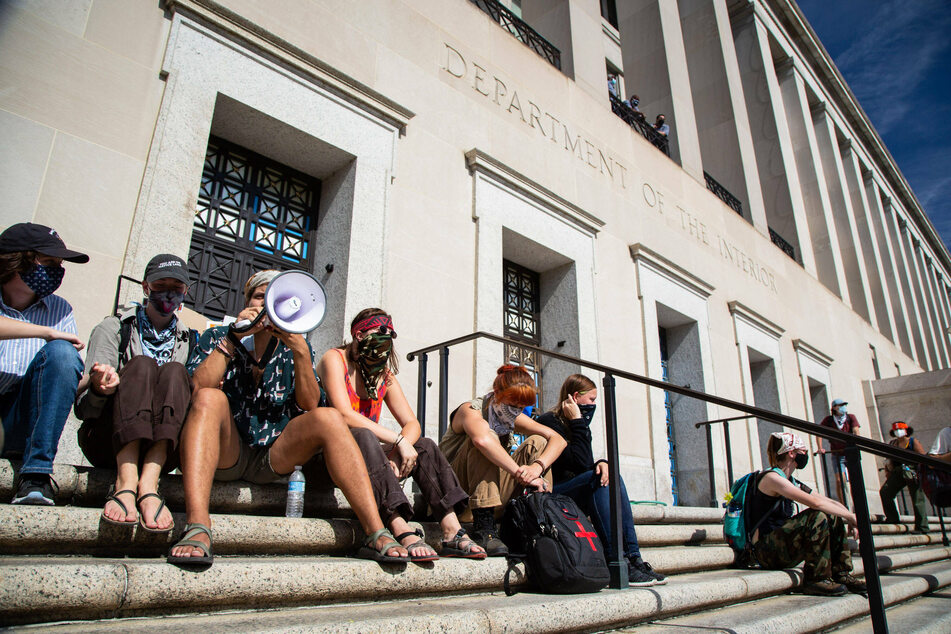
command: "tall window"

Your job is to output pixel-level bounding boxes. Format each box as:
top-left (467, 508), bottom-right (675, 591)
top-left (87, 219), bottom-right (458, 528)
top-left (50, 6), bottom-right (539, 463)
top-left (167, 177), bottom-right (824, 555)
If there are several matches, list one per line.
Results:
top-left (187, 136), bottom-right (320, 320)
top-left (600, 0), bottom-right (618, 29)
top-left (503, 259), bottom-right (542, 405)
top-left (659, 326), bottom-right (679, 505)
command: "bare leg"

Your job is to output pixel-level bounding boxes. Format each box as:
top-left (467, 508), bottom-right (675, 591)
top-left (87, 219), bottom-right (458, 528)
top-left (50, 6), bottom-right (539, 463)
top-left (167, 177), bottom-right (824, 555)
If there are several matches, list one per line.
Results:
top-left (137, 440), bottom-right (173, 530)
top-left (104, 440), bottom-right (140, 523)
top-left (169, 388), bottom-right (241, 559)
top-left (269, 408), bottom-right (407, 558)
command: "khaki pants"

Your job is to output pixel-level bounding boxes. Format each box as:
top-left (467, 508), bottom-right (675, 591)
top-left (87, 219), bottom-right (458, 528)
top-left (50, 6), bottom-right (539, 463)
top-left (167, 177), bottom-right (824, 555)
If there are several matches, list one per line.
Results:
top-left (450, 434), bottom-right (552, 516)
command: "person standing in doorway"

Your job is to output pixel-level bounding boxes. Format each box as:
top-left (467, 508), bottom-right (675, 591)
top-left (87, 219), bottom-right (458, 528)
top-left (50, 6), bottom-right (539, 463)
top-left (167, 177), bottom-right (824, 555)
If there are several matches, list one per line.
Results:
top-left (818, 398), bottom-right (860, 505)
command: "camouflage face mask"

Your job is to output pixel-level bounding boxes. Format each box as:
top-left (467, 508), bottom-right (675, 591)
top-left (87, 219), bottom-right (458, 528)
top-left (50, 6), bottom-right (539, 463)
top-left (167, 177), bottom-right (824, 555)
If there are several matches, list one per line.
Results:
top-left (356, 332), bottom-right (393, 399)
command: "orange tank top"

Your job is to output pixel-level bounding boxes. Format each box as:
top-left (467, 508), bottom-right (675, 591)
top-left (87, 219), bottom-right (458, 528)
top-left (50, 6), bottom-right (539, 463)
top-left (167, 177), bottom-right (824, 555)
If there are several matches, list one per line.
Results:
top-left (335, 348), bottom-right (388, 422)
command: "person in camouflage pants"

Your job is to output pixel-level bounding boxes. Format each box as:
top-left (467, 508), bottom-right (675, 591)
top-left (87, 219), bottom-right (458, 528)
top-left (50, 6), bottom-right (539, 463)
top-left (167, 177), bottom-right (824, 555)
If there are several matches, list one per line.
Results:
top-left (754, 508), bottom-right (852, 582)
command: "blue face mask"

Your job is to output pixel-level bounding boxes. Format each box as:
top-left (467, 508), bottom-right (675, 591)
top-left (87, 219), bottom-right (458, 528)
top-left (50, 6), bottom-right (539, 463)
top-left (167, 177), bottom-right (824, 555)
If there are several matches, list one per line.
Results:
top-left (20, 264), bottom-right (65, 299)
top-left (148, 290), bottom-right (185, 316)
top-left (836, 406), bottom-right (848, 416)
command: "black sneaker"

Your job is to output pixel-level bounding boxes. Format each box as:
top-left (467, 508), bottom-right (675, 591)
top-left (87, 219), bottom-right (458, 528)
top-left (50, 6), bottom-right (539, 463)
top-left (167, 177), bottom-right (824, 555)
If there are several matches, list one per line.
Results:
top-left (473, 530), bottom-right (509, 557)
top-left (11, 473), bottom-right (58, 505)
top-left (631, 556), bottom-right (667, 585)
top-left (627, 559), bottom-right (656, 587)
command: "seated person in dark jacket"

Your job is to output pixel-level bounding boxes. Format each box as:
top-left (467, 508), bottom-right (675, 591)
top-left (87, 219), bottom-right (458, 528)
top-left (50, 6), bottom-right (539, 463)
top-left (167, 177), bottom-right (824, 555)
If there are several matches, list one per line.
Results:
top-left (536, 374), bottom-right (665, 587)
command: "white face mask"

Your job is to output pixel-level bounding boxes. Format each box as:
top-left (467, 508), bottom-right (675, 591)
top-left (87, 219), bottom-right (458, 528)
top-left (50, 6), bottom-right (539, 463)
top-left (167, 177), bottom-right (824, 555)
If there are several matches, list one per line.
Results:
top-left (893, 429), bottom-right (907, 438)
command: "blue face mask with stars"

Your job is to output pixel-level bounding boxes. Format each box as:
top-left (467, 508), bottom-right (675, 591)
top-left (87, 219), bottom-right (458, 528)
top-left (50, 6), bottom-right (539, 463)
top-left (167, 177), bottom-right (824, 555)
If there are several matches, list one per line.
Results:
top-left (20, 263), bottom-right (65, 299)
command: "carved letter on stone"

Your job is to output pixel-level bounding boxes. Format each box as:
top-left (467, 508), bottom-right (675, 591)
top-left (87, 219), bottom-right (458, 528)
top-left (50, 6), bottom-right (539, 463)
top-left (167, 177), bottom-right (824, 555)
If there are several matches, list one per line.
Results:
top-left (494, 77), bottom-right (507, 105)
top-left (444, 43), bottom-right (466, 78)
top-left (472, 63), bottom-right (491, 96)
top-left (508, 91), bottom-right (526, 122)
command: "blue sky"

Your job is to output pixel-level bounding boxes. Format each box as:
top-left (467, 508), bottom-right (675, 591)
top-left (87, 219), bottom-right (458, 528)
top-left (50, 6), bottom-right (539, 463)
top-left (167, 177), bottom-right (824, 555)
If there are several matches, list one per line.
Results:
top-left (797, 0), bottom-right (951, 254)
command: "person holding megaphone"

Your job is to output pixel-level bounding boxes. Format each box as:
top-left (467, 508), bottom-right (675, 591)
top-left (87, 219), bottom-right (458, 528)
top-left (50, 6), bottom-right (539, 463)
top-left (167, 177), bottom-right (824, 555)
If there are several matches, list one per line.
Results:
top-left (168, 270), bottom-right (408, 566)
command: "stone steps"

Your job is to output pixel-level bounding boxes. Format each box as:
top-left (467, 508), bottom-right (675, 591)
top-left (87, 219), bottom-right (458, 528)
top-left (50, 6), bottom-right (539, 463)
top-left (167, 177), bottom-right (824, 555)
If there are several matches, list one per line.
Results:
top-left (639, 559), bottom-right (951, 634)
top-left (24, 557), bottom-right (951, 633)
top-left (1, 537), bottom-right (947, 627)
top-left (832, 589), bottom-right (951, 633)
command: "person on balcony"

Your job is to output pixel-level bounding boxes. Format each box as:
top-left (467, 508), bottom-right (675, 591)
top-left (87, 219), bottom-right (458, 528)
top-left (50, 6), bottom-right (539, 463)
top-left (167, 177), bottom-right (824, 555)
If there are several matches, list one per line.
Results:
top-left (0, 223), bottom-right (87, 506)
top-left (440, 364), bottom-right (566, 556)
top-left (317, 308), bottom-right (485, 561)
top-left (623, 94), bottom-right (646, 121)
top-left (879, 421), bottom-right (929, 533)
top-left (536, 374), bottom-right (666, 587)
top-left (653, 114), bottom-right (669, 137)
top-left (167, 270), bottom-right (408, 566)
top-left (817, 398), bottom-right (861, 505)
top-left (74, 254), bottom-right (196, 533)
top-left (750, 431), bottom-right (866, 596)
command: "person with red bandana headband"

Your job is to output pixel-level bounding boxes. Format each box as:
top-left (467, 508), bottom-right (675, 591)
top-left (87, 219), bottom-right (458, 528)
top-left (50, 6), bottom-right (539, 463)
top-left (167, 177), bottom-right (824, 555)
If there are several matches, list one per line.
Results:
top-left (318, 308), bottom-right (486, 560)
top-left (879, 421), bottom-right (929, 533)
top-left (74, 254), bottom-right (196, 533)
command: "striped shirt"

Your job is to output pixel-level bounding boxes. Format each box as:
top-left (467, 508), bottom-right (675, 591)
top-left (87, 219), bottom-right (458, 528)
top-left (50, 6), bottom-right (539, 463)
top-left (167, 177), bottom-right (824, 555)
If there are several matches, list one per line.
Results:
top-left (0, 294), bottom-right (77, 396)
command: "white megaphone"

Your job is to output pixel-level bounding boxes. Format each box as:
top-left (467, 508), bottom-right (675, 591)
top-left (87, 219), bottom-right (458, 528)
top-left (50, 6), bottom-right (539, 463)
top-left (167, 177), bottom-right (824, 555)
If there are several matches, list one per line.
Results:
top-left (229, 270), bottom-right (327, 367)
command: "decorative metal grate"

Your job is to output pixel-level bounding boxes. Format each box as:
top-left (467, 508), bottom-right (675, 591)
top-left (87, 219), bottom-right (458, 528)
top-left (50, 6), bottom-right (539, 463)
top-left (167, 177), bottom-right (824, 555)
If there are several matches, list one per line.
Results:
top-left (659, 327), bottom-right (679, 506)
top-left (503, 259), bottom-right (543, 403)
top-left (469, 0), bottom-right (561, 70)
top-left (703, 171), bottom-right (743, 217)
top-left (609, 95), bottom-right (670, 157)
top-left (768, 227), bottom-right (796, 261)
top-left (187, 136), bottom-right (320, 320)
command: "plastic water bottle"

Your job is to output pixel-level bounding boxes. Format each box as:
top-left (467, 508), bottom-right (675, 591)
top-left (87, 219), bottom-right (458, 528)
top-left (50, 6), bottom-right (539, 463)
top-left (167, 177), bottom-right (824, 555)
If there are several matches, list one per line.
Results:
top-left (285, 465), bottom-right (305, 518)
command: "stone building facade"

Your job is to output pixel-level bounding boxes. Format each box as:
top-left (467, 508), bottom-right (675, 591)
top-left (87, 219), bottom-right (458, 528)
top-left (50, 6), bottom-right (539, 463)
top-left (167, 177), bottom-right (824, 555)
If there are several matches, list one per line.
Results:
top-left (2, 0), bottom-right (949, 510)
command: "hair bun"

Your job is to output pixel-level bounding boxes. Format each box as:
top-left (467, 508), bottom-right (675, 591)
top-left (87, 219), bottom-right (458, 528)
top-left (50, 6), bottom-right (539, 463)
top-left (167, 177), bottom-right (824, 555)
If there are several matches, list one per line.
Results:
top-left (497, 364), bottom-right (520, 375)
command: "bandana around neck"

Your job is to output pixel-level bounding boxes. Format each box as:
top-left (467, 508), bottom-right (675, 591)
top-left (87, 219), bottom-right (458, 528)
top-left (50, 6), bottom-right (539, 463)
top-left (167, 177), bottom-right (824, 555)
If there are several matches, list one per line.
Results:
top-left (355, 332), bottom-right (392, 399)
top-left (136, 305), bottom-right (177, 365)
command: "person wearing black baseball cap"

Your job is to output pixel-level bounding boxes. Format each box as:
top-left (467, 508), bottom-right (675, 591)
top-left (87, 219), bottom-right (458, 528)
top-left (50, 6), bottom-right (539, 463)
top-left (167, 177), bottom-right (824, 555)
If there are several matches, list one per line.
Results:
top-left (0, 222), bottom-right (87, 505)
top-left (74, 254), bottom-right (196, 533)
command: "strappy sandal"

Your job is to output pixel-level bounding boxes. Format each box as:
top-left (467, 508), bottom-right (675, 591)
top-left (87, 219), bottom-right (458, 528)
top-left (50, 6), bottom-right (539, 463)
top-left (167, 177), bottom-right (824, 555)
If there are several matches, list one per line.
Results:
top-left (167, 523), bottom-right (214, 566)
top-left (356, 528), bottom-right (408, 564)
top-left (441, 528), bottom-right (487, 559)
top-left (101, 488), bottom-right (138, 526)
top-left (136, 492), bottom-right (173, 534)
top-left (396, 527), bottom-right (439, 562)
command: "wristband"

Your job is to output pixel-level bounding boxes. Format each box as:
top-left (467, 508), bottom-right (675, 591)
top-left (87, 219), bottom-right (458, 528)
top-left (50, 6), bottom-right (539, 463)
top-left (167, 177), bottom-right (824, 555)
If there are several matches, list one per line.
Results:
top-left (532, 459), bottom-right (546, 472)
top-left (394, 434), bottom-right (404, 446)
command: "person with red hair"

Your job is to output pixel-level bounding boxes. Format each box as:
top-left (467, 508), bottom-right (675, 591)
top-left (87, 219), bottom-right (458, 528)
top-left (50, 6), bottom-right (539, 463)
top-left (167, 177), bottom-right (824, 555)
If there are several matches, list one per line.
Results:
top-left (880, 421), bottom-right (929, 533)
top-left (440, 364), bottom-right (567, 555)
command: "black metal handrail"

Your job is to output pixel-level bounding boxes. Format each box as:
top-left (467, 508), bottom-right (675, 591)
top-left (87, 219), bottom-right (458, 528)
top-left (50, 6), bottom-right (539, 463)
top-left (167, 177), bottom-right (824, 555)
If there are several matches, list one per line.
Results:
top-left (609, 95), bottom-right (670, 157)
top-left (112, 275), bottom-right (141, 316)
top-left (704, 171), bottom-right (744, 217)
top-left (769, 227), bottom-right (796, 261)
top-left (407, 330), bottom-right (951, 633)
top-left (469, 0), bottom-right (561, 70)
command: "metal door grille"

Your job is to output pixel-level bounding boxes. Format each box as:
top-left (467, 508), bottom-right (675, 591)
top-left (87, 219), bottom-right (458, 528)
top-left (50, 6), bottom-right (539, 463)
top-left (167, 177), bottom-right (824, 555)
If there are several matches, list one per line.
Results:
top-left (503, 259), bottom-right (542, 406)
top-left (186, 136), bottom-right (320, 320)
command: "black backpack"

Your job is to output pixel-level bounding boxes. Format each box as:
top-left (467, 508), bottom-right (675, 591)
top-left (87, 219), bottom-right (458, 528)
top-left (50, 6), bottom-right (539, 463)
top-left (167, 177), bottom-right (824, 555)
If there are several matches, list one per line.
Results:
top-left (499, 491), bottom-right (610, 594)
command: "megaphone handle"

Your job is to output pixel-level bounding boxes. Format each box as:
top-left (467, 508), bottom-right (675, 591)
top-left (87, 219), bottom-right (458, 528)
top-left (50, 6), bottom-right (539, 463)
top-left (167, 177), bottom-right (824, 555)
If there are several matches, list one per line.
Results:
top-left (230, 309), bottom-right (267, 334)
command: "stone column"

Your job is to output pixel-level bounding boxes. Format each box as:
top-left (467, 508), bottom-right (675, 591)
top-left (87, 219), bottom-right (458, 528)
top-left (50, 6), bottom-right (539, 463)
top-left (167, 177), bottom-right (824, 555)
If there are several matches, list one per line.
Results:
top-left (864, 177), bottom-right (917, 360)
top-left (733, 14), bottom-right (811, 267)
top-left (522, 0), bottom-right (603, 96)
top-left (887, 204), bottom-right (933, 369)
top-left (925, 260), bottom-right (951, 367)
top-left (812, 109), bottom-right (875, 321)
top-left (911, 240), bottom-right (948, 367)
top-left (841, 148), bottom-right (896, 339)
top-left (615, 0), bottom-right (703, 178)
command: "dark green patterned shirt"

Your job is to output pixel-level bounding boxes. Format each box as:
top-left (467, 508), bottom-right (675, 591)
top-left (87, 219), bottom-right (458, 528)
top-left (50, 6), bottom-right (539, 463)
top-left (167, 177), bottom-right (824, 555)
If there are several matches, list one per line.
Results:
top-left (186, 326), bottom-right (322, 447)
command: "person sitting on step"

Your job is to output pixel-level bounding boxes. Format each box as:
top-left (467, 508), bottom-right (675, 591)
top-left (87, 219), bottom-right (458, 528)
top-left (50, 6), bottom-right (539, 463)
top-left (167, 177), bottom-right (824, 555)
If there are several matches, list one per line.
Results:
top-left (317, 308), bottom-right (485, 560)
top-left (74, 254), bottom-right (196, 533)
top-left (440, 364), bottom-right (566, 556)
top-left (536, 373), bottom-right (665, 587)
top-left (167, 270), bottom-right (408, 567)
top-left (0, 223), bottom-right (87, 506)
top-left (879, 421), bottom-right (929, 533)
top-left (750, 431), bottom-right (866, 596)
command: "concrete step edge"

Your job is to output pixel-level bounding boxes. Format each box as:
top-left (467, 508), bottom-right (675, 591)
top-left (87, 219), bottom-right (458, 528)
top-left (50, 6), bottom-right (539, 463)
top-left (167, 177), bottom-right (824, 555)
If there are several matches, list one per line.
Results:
top-left (644, 558), bottom-right (951, 634)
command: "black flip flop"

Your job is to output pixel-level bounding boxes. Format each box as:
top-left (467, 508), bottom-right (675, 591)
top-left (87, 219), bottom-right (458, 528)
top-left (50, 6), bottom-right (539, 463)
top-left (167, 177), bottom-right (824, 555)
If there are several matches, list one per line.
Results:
top-left (137, 492), bottom-right (173, 534)
top-left (101, 488), bottom-right (138, 526)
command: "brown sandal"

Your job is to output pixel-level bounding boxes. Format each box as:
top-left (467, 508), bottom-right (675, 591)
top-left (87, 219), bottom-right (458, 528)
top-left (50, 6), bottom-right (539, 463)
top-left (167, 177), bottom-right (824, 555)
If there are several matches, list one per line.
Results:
top-left (441, 528), bottom-right (487, 559)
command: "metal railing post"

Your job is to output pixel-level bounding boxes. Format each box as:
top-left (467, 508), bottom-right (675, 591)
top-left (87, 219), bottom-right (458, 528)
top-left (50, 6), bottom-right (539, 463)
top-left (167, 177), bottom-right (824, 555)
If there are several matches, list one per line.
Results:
top-left (416, 352), bottom-right (428, 438)
top-left (820, 451), bottom-right (832, 501)
top-left (724, 421), bottom-right (734, 486)
top-left (602, 373), bottom-right (628, 589)
top-left (936, 504), bottom-right (949, 547)
top-left (438, 347), bottom-right (450, 440)
top-left (844, 443), bottom-right (888, 634)
top-left (704, 423), bottom-right (716, 508)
